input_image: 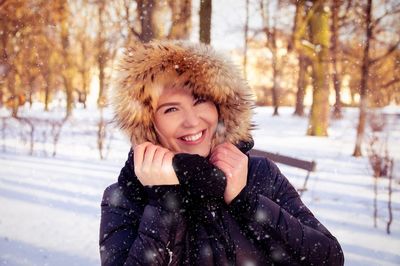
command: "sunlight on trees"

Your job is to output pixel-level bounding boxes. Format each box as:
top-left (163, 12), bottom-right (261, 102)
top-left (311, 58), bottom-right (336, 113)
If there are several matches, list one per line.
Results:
top-left (0, 0), bottom-right (399, 156)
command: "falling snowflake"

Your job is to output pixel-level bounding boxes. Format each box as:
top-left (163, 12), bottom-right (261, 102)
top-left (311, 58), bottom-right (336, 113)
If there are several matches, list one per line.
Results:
top-left (255, 209), bottom-right (267, 222)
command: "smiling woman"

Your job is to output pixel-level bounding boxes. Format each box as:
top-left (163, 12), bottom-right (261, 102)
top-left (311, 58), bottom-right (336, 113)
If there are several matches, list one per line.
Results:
top-left (99, 40), bottom-right (344, 265)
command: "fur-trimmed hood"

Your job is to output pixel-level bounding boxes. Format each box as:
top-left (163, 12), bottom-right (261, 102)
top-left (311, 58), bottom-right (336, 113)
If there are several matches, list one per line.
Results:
top-left (112, 40), bottom-right (255, 147)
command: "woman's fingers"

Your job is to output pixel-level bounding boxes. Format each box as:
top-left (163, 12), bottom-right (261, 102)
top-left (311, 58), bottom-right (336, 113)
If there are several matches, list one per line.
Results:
top-left (210, 143), bottom-right (242, 169)
top-left (213, 159), bottom-right (233, 178)
top-left (134, 142), bottom-right (151, 173)
top-left (210, 142), bottom-right (249, 204)
top-left (151, 146), bottom-right (166, 170)
top-left (211, 143), bottom-right (241, 160)
top-left (161, 151), bottom-right (176, 178)
top-left (133, 142), bottom-right (178, 186)
top-left (142, 144), bottom-right (158, 172)
top-left (211, 155), bottom-right (236, 169)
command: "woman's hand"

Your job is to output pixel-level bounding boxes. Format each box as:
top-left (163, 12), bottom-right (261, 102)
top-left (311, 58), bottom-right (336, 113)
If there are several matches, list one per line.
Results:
top-left (134, 142), bottom-right (179, 186)
top-left (209, 142), bottom-right (248, 204)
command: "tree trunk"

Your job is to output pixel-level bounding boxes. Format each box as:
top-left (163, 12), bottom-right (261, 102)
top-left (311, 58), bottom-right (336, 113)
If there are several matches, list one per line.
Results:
top-left (168, 0), bottom-right (192, 39)
top-left (331, 0), bottom-right (342, 119)
top-left (41, 59), bottom-right (52, 112)
top-left (62, 76), bottom-right (73, 117)
top-left (8, 67), bottom-right (19, 117)
top-left (98, 56), bottom-right (106, 107)
top-left (260, 0), bottom-right (280, 115)
top-left (294, 55), bottom-right (308, 116)
top-left (1, 26), bottom-right (10, 109)
top-left (271, 39), bottom-right (279, 116)
top-left (44, 83), bottom-right (50, 111)
top-left (291, 0), bottom-right (307, 117)
top-left (81, 71), bottom-right (87, 109)
top-left (307, 3), bottom-right (330, 136)
top-left (0, 24), bottom-right (19, 116)
top-left (80, 46), bottom-right (88, 109)
top-left (79, 10), bottom-right (89, 109)
top-left (0, 24), bottom-right (10, 78)
top-left (97, 0), bottom-right (107, 108)
top-left (271, 17), bottom-right (279, 116)
top-left (137, 0), bottom-right (155, 42)
top-left (243, 0), bottom-right (249, 79)
top-left (28, 76), bottom-right (34, 108)
top-left (353, 0), bottom-right (372, 157)
top-left (199, 0), bottom-right (212, 44)
top-left (60, 0), bottom-right (73, 118)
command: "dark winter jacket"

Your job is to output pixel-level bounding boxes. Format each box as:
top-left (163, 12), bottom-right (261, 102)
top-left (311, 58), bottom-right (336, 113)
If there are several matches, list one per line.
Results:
top-left (99, 146), bottom-right (344, 266)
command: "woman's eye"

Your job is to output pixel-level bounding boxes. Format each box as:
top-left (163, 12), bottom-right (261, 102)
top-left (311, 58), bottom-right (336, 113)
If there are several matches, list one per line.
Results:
top-left (164, 107), bottom-right (177, 114)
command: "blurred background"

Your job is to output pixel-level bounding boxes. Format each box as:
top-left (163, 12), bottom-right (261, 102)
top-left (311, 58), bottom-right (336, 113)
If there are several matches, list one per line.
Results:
top-left (0, 0), bottom-right (399, 265)
top-left (0, 0), bottom-right (399, 154)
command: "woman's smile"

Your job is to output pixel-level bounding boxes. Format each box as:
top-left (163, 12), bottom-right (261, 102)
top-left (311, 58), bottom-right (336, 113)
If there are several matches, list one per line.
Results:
top-left (178, 129), bottom-right (206, 144)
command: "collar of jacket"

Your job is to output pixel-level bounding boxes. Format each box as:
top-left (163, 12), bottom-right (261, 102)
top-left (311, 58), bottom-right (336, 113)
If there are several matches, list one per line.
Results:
top-left (117, 139), bottom-right (254, 205)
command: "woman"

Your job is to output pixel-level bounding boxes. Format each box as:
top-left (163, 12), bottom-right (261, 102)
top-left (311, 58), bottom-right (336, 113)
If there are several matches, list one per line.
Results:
top-left (99, 41), bottom-right (344, 265)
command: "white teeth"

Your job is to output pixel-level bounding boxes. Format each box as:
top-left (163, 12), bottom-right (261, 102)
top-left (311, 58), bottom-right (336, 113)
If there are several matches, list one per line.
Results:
top-left (182, 131), bottom-right (203, 142)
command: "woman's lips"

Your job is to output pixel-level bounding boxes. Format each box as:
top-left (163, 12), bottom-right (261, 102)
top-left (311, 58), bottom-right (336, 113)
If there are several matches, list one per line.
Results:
top-left (178, 130), bottom-right (206, 145)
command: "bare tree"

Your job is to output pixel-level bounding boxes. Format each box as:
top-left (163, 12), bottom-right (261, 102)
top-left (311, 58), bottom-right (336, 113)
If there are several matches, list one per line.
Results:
top-left (330, 0), bottom-right (343, 119)
top-left (291, 0), bottom-right (310, 117)
top-left (137, 0), bottom-right (156, 42)
top-left (307, 1), bottom-right (331, 136)
top-left (75, 2), bottom-right (93, 109)
top-left (292, 0), bottom-right (331, 136)
top-left (353, 0), bottom-right (372, 157)
top-left (118, 0), bottom-right (160, 43)
top-left (0, 0), bottom-right (31, 117)
top-left (243, 0), bottom-right (250, 80)
top-left (97, 0), bottom-right (107, 108)
top-left (353, 0), bottom-right (400, 156)
top-left (293, 55), bottom-right (309, 116)
top-left (260, 0), bottom-right (283, 115)
top-left (59, 0), bottom-right (74, 117)
top-left (199, 0), bottom-right (212, 44)
top-left (168, 0), bottom-right (192, 39)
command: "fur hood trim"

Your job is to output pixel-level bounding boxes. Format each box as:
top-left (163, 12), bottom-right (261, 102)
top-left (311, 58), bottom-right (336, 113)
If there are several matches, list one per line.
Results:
top-left (112, 40), bottom-right (255, 146)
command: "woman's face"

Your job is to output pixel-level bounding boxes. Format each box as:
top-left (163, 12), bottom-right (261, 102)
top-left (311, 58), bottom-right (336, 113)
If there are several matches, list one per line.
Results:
top-left (154, 87), bottom-right (218, 157)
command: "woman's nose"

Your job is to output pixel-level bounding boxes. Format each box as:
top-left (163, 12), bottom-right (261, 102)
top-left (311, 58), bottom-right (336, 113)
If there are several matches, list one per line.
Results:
top-left (182, 108), bottom-right (201, 128)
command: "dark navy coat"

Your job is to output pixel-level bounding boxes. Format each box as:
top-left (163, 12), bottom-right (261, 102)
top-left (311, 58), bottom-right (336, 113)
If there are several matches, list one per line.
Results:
top-left (99, 149), bottom-right (344, 265)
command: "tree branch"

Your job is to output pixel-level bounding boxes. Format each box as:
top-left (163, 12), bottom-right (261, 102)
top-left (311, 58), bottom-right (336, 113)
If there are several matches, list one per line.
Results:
top-left (342, 0), bottom-right (353, 20)
top-left (382, 78), bottom-right (400, 89)
top-left (371, 4), bottom-right (400, 29)
top-left (294, 0), bottom-right (324, 41)
top-left (290, 0), bottom-right (325, 61)
top-left (370, 39), bottom-right (400, 65)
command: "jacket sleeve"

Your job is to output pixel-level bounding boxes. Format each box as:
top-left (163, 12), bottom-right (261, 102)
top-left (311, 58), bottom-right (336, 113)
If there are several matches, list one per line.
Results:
top-left (99, 184), bottom-right (186, 266)
top-left (228, 157), bottom-right (344, 265)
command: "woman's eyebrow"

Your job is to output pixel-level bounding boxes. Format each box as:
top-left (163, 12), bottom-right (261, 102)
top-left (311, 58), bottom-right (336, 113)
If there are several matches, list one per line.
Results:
top-left (156, 102), bottom-right (180, 111)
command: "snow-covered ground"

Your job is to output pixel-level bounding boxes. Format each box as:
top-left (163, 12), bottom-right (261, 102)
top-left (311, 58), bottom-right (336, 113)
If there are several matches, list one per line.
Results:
top-left (0, 104), bottom-right (399, 266)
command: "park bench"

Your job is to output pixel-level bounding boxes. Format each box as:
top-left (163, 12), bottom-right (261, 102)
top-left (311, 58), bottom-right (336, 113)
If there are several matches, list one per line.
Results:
top-left (249, 149), bottom-right (317, 196)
